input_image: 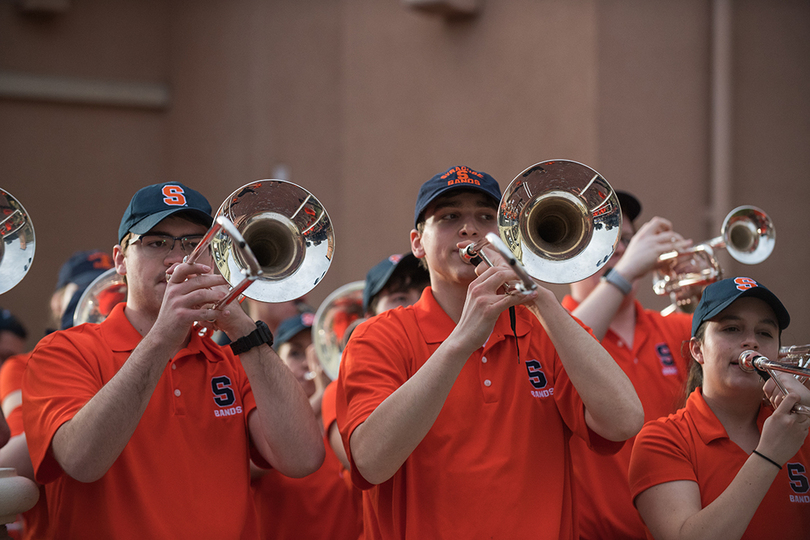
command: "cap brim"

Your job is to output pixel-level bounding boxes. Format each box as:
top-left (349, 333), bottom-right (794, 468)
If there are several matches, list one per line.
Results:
top-left (698, 286), bottom-right (790, 334)
top-left (273, 322), bottom-right (310, 350)
top-left (126, 208), bottom-right (213, 239)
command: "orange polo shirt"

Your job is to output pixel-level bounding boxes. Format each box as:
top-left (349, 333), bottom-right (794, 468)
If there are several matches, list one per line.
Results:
top-left (0, 352), bottom-right (49, 540)
top-left (629, 388), bottom-right (810, 539)
top-left (562, 295), bottom-right (692, 540)
top-left (22, 303), bottom-right (262, 540)
top-left (337, 287), bottom-right (621, 540)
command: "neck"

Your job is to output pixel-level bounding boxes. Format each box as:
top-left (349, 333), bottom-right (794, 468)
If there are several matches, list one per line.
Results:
top-left (428, 281), bottom-right (469, 323)
top-left (702, 388), bottom-right (762, 450)
top-left (123, 304), bottom-right (157, 337)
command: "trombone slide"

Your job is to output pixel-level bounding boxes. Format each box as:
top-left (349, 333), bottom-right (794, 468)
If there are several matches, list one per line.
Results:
top-left (739, 350), bottom-right (810, 415)
top-left (184, 215), bottom-right (263, 310)
top-left (460, 232), bottom-right (538, 294)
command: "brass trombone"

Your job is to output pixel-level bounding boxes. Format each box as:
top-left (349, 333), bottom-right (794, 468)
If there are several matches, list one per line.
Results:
top-left (311, 280), bottom-right (366, 381)
top-left (0, 189), bottom-right (35, 295)
top-left (184, 179), bottom-right (334, 308)
top-left (461, 159), bottom-right (622, 286)
top-left (655, 206), bottom-right (775, 314)
top-left (739, 349), bottom-right (810, 415)
top-left (72, 268), bottom-right (128, 326)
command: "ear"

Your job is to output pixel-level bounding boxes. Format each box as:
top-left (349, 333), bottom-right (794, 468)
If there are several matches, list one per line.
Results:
top-left (410, 229), bottom-right (425, 260)
top-left (113, 245), bottom-right (127, 276)
top-left (689, 337), bottom-right (704, 365)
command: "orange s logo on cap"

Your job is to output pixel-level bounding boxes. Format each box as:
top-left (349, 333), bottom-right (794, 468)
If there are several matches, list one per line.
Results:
top-left (734, 277), bottom-right (758, 291)
top-left (162, 185), bottom-right (188, 206)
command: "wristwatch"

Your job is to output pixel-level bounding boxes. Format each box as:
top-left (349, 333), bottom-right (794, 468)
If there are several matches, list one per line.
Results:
top-left (230, 321), bottom-right (274, 355)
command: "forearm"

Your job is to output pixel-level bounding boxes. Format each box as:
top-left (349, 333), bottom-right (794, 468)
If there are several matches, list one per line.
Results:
top-left (51, 334), bottom-right (170, 483)
top-left (531, 293), bottom-right (643, 440)
top-left (350, 335), bottom-right (474, 485)
top-left (643, 458), bottom-right (777, 540)
top-left (241, 345), bottom-right (325, 478)
top-left (570, 279), bottom-right (628, 341)
top-left (0, 433), bottom-right (34, 481)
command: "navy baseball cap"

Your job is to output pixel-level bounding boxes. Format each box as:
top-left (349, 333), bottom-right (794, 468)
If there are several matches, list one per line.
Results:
top-left (118, 182), bottom-right (213, 242)
top-left (274, 311), bottom-right (316, 350)
top-left (691, 277), bottom-right (790, 337)
top-left (413, 166), bottom-right (502, 227)
top-left (363, 253), bottom-right (426, 312)
top-left (0, 308), bottom-right (26, 340)
top-left (616, 190), bottom-right (642, 223)
top-left (56, 250), bottom-right (114, 291)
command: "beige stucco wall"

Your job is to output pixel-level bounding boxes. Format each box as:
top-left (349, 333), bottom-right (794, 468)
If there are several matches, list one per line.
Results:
top-left (1, 0), bottom-right (808, 348)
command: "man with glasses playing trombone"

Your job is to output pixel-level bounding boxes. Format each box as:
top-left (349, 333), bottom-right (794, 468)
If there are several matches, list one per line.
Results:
top-left (21, 182), bottom-right (324, 539)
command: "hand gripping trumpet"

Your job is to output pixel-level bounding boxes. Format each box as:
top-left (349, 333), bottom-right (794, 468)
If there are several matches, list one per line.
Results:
top-left (739, 349), bottom-right (810, 415)
top-left (655, 206), bottom-right (775, 314)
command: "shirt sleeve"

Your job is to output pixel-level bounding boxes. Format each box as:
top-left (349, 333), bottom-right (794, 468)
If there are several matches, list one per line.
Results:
top-left (336, 314), bottom-right (416, 490)
top-left (0, 354), bottom-right (28, 436)
top-left (628, 416), bottom-right (697, 505)
top-left (22, 331), bottom-right (105, 484)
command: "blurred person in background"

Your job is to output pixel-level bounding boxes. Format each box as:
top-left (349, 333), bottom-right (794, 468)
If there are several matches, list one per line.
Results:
top-left (563, 191), bottom-right (695, 540)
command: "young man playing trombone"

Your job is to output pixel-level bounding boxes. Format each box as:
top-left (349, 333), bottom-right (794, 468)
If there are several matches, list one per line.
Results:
top-left (335, 165), bottom-right (644, 540)
top-left (21, 182), bottom-right (324, 539)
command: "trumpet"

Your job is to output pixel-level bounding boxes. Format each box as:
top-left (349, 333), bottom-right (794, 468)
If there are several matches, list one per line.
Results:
top-left (655, 206), bottom-right (774, 314)
top-left (739, 350), bottom-right (810, 415)
top-left (0, 189), bottom-right (35, 295)
top-left (311, 280), bottom-right (366, 381)
top-left (184, 179), bottom-right (334, 308)
top-left (460, 159), bottom-right (622, 285)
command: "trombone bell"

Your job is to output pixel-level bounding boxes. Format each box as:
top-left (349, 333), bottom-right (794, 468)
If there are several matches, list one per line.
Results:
top-left (0, 189), bottom-right (35, 295)
top-left (312, 280), bottom-right (366, 381)
top-left (498, 160), bottom-right (621, 284)
top-left (211, 180), bottom-right (334, 304)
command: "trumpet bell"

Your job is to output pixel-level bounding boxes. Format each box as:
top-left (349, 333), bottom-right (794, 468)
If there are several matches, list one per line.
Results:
top-left (498, 160), bottom-right (621, 284)
top-left (722, 205), bottom-right (775, 264)
top-left (72, 268), bottom-right (128, 326)
top-left (212, 180), bottom-right (334, 303)
top-left (312, 280), bottom-right (365, 381)
top-left (0, 189), bottom-right (35, 295)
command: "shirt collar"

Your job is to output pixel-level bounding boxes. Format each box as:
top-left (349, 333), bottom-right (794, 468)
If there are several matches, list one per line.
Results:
top-left (101, 302), bottom-right (218, 361)
top-left (689, 387), bottom-right (772, 445)
top-left (414, 287), bottom-right (533, 347)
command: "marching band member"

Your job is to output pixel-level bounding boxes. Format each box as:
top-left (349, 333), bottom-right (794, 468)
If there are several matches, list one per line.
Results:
top-left (0, 250), bottom-right (114, 539)
top-left (564, 191), bottom-right (694, 540)
top-left (628, 277), bottom-right (810, 540)
top-left (336, 165), bottom-right (643, 540)
top-left (21, 182), bottom-right (323, 539)
top-left (251, 311), bottom-right (361, 540)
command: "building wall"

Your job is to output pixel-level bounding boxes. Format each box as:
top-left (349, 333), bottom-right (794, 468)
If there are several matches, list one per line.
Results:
top-left (1, 0), bottom-right (807, 347)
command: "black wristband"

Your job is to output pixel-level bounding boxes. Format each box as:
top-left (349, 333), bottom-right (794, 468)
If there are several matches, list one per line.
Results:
top-left (752, 449), bottom-right (782, 470)
top-left (229, 321), bottom-right (273, 355)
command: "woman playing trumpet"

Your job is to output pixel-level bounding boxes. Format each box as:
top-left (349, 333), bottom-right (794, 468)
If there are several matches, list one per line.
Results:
top-left (628, 277), bottom-right (810, 540)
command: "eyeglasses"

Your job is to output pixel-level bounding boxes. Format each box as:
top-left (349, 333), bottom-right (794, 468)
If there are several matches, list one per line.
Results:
top-left (128, 234), bottom-right (206, 258)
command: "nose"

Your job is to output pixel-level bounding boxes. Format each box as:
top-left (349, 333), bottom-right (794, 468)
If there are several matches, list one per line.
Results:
top-left (164, 241), bottom-right (186, 265)
top-left (741, 330), bottom-right (760, 351)
top-left (459, 217), bottom-right (481, 237)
